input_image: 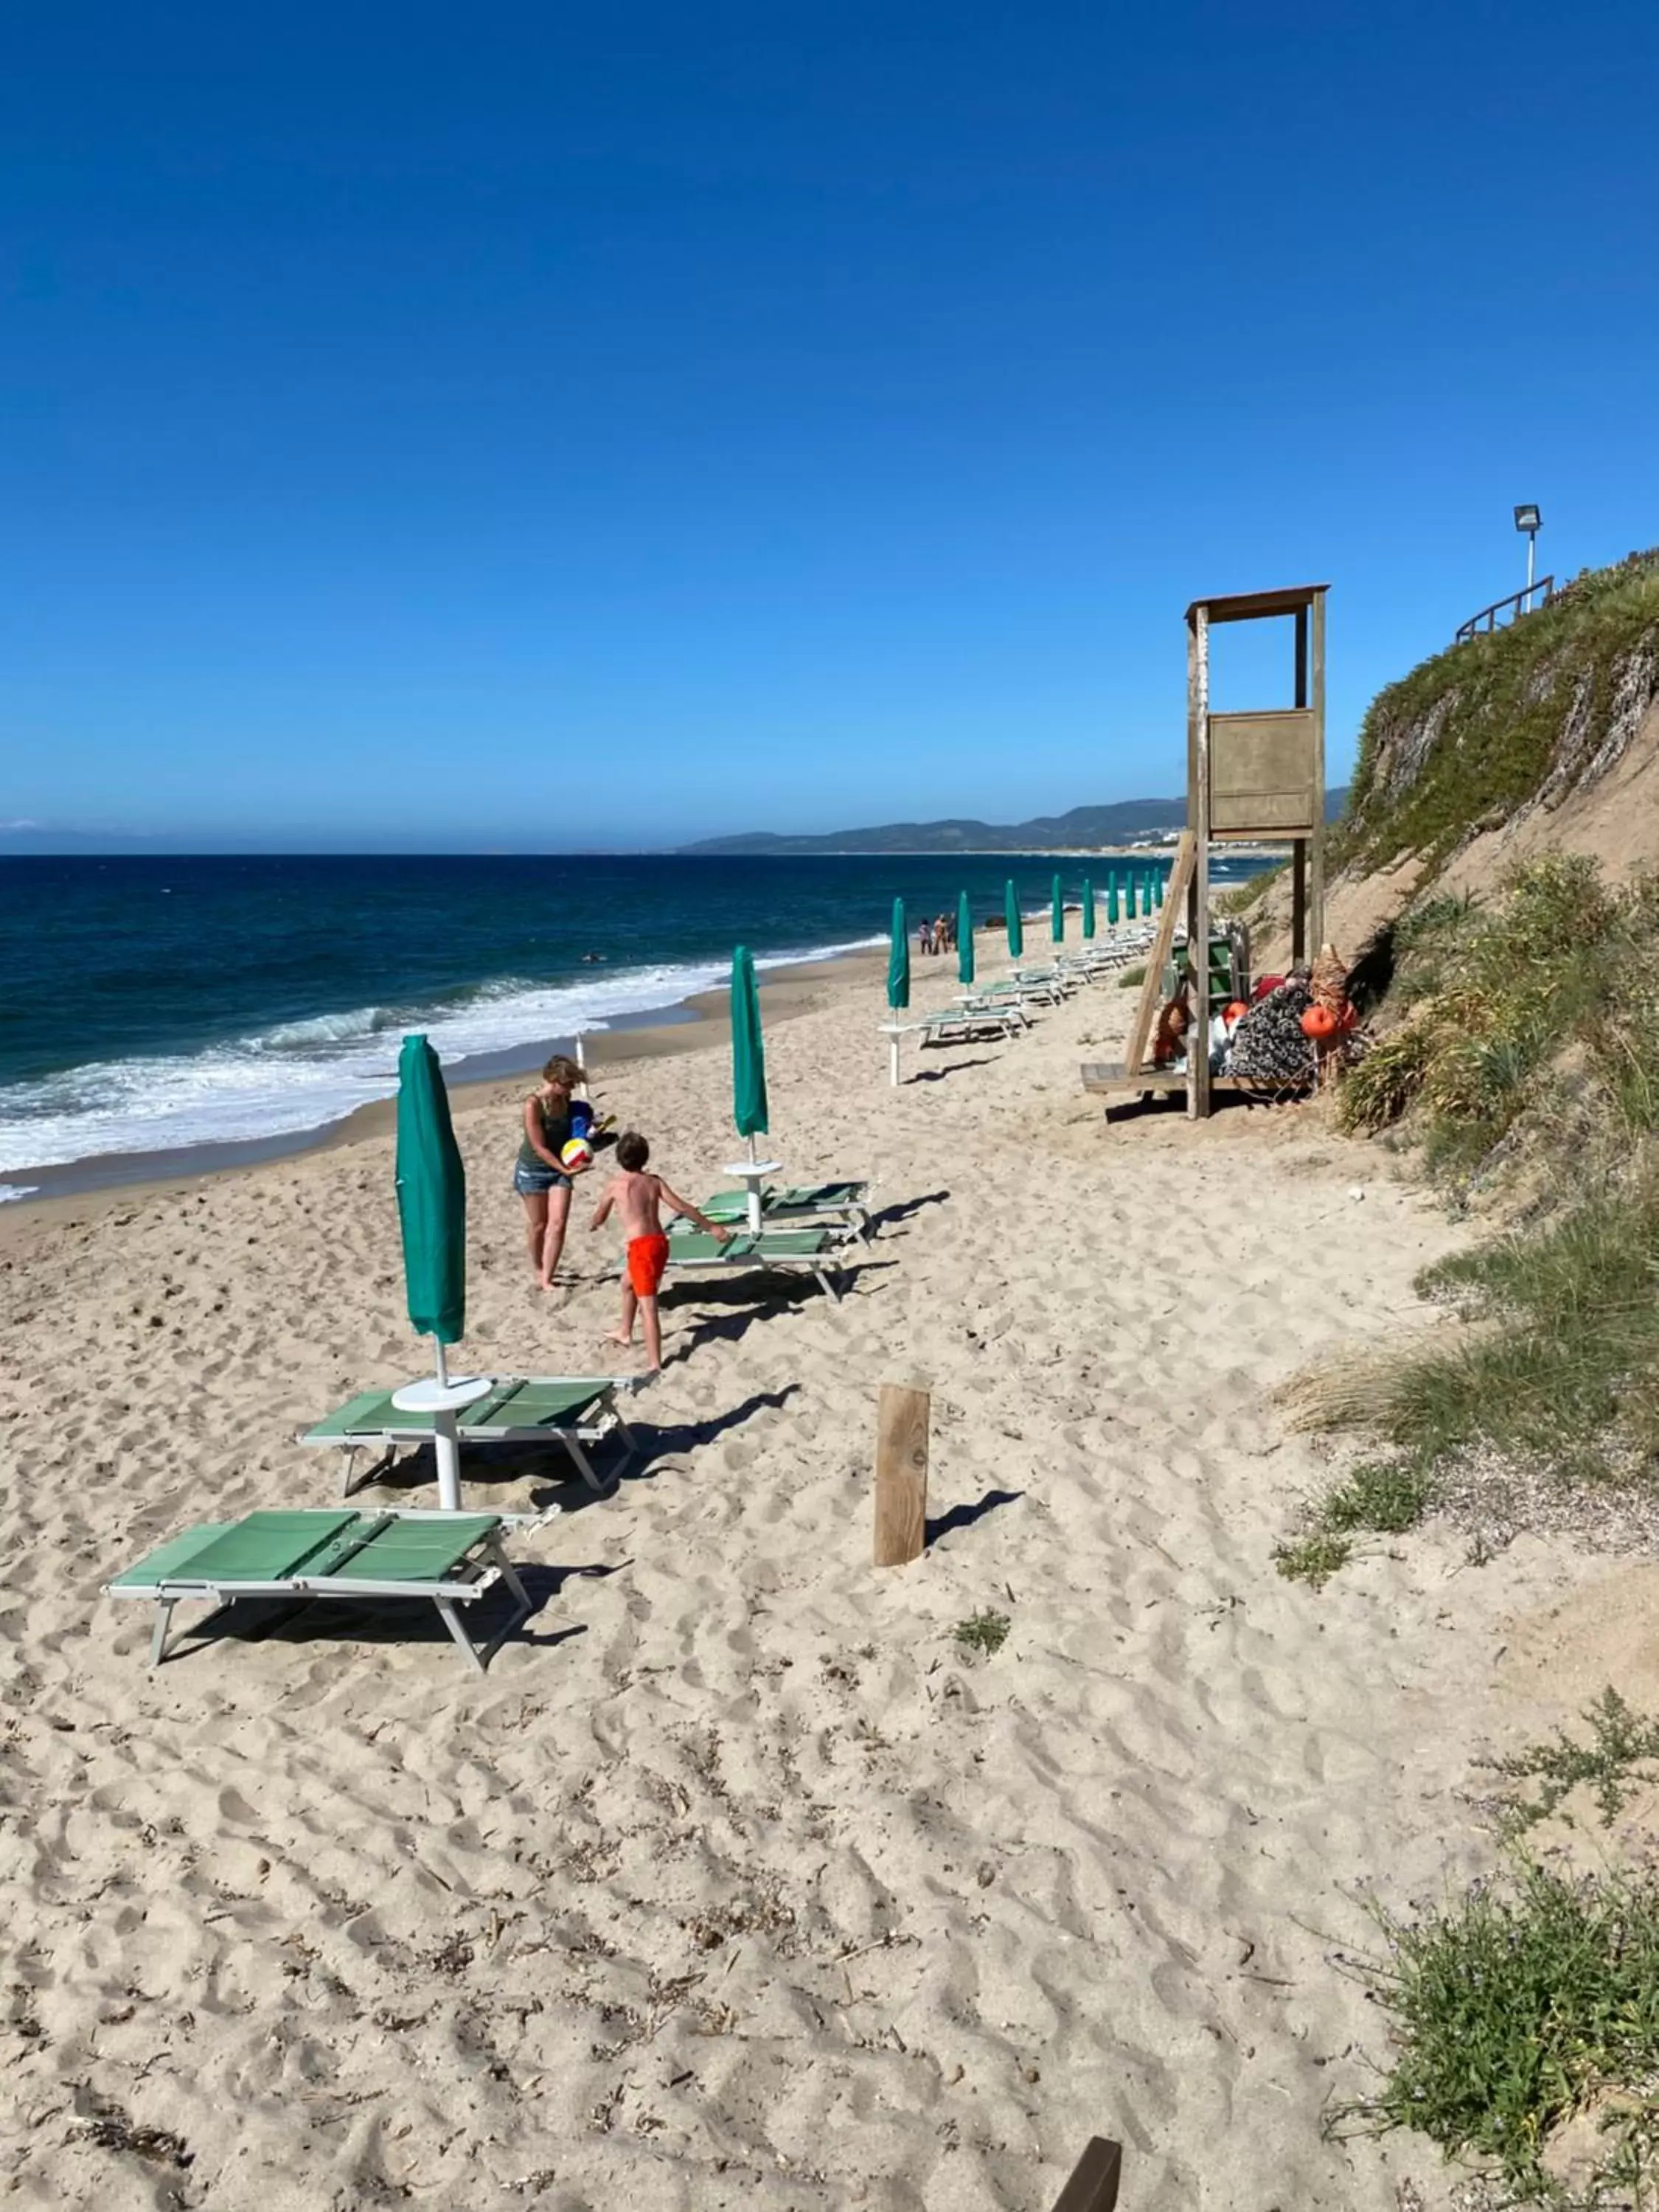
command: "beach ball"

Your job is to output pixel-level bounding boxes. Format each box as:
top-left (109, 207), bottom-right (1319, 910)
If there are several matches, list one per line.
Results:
top-left (560, 1136), bottom-right (595, 1170)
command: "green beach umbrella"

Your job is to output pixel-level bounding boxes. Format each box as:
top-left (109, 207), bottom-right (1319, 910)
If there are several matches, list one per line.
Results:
top-left (957, 890), bottom-right (975, 985)
top-left (396, 1033), bottom-right (466, 1358)
top-left (887, 897), bottom-right (910, 1010)
top-left (1155, 867), bottom-right (1165, 910)
top-left (1106, 870), bottom-right (1119, 925)
top-left (1004, 880), bottom-right (1023, 960)
top-left (731, 946), bottom-right (769, 1141)
top-left (1051, 872), bottom-right (1065, 944)
top-left (1082, 877), bottom-right (1096, 939)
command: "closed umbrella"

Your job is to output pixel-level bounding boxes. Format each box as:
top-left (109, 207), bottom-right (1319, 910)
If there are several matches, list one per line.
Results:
top-left (1051, 872), bottom-right (1065, 944)
top-left (957, 890), bottom-right (975, 986)
top-left (730, 946), bottom-right (773, 1229)
top-left (1106, 870), bottom-right (1119, 926)
top-left (883, 898), bottom-right (910, 1088)
top-left (1082, 878), bottom-right (1096, 940)
top-left (1155, 867), bottom-right (1165, 910)
top-left (1004, 880), bottom-right (1023, 961)
top-left (394, 1033), bottom-right (484, 1510)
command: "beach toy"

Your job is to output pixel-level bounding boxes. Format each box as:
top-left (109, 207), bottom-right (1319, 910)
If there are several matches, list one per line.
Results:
top-left (560, 1136), bottom-right (594, 1170)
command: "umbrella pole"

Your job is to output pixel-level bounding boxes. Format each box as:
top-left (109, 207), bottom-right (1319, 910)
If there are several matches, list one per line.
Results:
top-left (745, 1132), bottom-right (763, 1234)
top-left (889, 1032), bottom-right (900, 1088)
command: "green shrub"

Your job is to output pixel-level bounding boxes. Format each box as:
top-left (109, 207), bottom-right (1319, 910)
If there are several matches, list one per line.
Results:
top-left (1489, 1688), bottom-right (1659, 1834)
top-left (1338, 553), bottom-right (1659, 875)
top-left (953, 1610), bottom-right (1010, 1656)
top-left (1273, 1532), bottom-right (1352, 1588)
top-left (1318, 1459), bottom-right (1433, 1536)
top-left (1339, 1858), bottom-right (1659, 2202)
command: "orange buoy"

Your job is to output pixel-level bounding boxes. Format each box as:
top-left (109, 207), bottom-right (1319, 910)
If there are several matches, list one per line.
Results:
top-left (1301, 1004), bottom-right (1338, 1040)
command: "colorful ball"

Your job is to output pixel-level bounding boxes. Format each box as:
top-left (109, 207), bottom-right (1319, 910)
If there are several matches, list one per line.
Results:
top-left (560, 1136), bottom-right (594, 1170)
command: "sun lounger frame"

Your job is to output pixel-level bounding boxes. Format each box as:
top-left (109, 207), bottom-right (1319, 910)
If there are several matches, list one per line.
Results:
top-left (919, 1004), bottom-right (1019, 1045)
top-left (647, 1226), bottom-right (858, 1304)
top-left (300, 1375), bottom-right (639, 1498)
top-left (107, 1508), bottom-right (545, 1674)
top-left (699, 1180), bottom-right (875, 1244)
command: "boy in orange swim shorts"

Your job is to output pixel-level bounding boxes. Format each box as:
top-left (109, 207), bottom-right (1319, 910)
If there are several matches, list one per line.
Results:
top-left (589, 1130), bottom-right (731, 1373)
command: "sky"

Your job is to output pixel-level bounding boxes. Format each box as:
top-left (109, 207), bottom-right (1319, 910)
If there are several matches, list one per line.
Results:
top-left (2, 2), bottom-right (1657, 852)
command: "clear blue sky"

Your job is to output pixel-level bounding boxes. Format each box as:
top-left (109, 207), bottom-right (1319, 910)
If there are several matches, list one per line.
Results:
top-left (3, 1), bottom-right (1657, 851)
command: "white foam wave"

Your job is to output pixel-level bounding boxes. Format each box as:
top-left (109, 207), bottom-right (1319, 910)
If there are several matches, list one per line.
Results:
top-left (0, 936), bottom-right (883, 1175)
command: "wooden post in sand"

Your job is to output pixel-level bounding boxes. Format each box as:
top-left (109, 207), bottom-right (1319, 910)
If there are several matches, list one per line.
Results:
top-left (1050, 2138), bottom-right (1123, 2211)
top-left (873, 1384), bottom-right (929, 1566)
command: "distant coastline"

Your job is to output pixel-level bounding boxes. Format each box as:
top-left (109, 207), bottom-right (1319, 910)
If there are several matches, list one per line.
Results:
top-left (681, 790), bottom-right (1347, 858)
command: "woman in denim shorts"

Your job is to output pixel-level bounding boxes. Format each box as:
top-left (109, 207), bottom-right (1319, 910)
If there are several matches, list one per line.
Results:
top-left (515, 1055), bottom-right (591, 1287)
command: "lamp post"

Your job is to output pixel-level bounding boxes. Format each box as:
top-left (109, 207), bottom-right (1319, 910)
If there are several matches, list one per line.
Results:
top-left (1514, 503), bottom-right (1542, 601)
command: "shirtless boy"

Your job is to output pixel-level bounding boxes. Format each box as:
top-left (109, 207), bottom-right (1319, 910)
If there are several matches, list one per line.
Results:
top-left (589, 1131), bottom-right (731, 1372)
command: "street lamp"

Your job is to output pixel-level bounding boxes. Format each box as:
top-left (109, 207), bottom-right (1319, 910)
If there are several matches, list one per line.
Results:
top-left (1514, 503), bottom-right (1542, 597)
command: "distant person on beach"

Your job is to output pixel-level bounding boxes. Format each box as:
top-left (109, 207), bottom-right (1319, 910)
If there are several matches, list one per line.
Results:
top-left (918, 918), bottom-right (934, 956)
top-left (514, 1055), bottom-right (590, 1289)
top-left (937, 912), bottom-right (953, 953)
top-left (589, 1130), bottom-right (730, 1372)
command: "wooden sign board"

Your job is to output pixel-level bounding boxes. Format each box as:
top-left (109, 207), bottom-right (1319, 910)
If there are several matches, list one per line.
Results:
top-left (1209, 709), bottom-right (1318, 838)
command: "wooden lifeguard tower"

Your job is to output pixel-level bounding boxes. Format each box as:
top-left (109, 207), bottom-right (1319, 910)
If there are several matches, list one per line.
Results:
top-left (1082, 582), bottom-right (1328, 1120)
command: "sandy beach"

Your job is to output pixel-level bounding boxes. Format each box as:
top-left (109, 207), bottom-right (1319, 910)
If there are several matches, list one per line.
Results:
top-left (0, 941), bottom-right (1634, 2209)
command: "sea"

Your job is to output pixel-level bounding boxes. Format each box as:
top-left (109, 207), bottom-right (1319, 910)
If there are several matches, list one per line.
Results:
top-left (0, 851), bottom-right (1260, 1198)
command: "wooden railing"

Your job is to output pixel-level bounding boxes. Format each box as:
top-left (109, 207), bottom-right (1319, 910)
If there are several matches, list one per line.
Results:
top-left (1456, 576), bottom-right (1555, 644)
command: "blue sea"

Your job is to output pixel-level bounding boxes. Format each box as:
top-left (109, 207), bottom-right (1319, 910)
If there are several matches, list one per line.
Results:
top-left (0, 851), bottom-right (1255, 1193)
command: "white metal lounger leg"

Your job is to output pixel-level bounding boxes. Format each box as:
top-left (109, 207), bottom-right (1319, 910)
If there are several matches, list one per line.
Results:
top-left (560, 1437), bottom-right (606, 1494)
top-left (434, 1596), bottom-right (490, 1674)
top-left (149, 1599), bottom-right (180, 1668)
top-left (465, 1541), bottom-right (535, 1670)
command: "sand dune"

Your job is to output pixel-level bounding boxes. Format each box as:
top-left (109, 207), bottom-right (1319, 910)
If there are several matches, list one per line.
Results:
top-left (0, 947), bottom-right (1614, 2207)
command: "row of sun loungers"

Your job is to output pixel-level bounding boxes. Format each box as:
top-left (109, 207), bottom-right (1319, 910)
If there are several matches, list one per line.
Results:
top-left (916, 935), bottom-right (1156, 1049)
top-left (108, 1176), bottom-right (878, 1669)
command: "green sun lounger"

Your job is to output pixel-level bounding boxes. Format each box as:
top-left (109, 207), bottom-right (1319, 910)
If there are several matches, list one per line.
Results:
top-left (300, 1374), bottom-right (639, 1498)
top-left (105, 1508), bottom-right (537, 1673)
top-left (647, 1225), bottom-right (856, 1303)
top-left (698, 1179), bottom-right (873, 1242)
top-left (919, 1002), bottom-right (1021, 1045)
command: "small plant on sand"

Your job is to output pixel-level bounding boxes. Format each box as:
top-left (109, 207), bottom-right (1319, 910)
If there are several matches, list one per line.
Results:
top-left (1273, 1532), bottom-right (1352, 1589)
top-left (1318, 1458), bottom-right (1433, 1537)
top-left (1487, 1687), bottom-right (1659, 1834)
top-left (1274, 1459), bottom-right (1430, 1589)
top-left (1335, 1857), bottom-right (1659, 2204)
top-left (953, 1610), bottom-right (1010, 1657)
top-left (1117, 963), bottom-right (1147, 990)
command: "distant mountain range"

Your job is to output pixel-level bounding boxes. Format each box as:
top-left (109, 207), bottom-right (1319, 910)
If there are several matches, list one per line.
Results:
top-left (681, 791), bottom-right (1349, 856)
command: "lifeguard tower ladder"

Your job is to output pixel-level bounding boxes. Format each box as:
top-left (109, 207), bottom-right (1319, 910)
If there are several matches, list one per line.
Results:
top-left (1082, 582), bottom-right (1327, 1121)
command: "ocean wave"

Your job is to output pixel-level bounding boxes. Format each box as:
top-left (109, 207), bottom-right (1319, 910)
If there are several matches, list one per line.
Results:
top-left (0, 936), bottom-right (883, 1175)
